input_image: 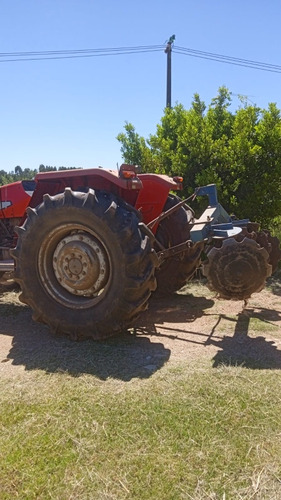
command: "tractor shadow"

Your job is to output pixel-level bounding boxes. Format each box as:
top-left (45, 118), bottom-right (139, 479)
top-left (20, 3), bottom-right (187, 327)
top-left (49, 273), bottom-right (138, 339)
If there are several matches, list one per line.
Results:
top-left (1, 283), bottom-right (281, 376)
top-left (1, 312), bottom-right (171, 381)
top-left (0, 282), bottom-right (172, 381)
top-left (134, 291), bottom-right (215, 342)
top-left (135, 291), bottom-right (281, 370)
top-left (209, 307), bottom-right (281, 369)
top-left (0, 289), bottom-right (214, 381)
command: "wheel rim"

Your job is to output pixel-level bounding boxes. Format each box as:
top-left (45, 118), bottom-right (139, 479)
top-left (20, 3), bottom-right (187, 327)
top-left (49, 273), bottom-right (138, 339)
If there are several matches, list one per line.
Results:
top-left (38, 223), bottom-right (111, 309)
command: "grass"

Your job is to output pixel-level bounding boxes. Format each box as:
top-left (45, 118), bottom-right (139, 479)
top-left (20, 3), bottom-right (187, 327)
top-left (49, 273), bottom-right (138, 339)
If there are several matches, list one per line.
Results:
top-left (1, 364), bottom-right (281, 499)
top-left (0, 289), bottom-right (24, 317)
top-left (1, 278), bottom-right (281, 499)
top-left (268, 267), bottom-right (281, 296)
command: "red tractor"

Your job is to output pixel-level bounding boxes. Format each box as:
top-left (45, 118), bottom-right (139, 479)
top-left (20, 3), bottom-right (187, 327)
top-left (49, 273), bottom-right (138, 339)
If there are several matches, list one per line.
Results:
top-left (0, 164), bottom-right (280, 339)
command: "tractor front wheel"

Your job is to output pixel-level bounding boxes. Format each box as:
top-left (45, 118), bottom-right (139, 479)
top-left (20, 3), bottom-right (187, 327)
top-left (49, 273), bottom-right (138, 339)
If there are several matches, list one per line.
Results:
top-left (12, 188), bottom-right (157, 339)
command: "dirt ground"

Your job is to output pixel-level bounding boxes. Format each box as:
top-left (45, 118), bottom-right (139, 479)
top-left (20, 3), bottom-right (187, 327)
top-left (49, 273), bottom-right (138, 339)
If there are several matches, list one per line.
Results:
top-left (1, 276), bottom-right (281, 381)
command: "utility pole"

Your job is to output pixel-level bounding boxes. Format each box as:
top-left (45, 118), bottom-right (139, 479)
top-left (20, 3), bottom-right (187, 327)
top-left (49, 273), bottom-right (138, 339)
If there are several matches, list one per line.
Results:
top-left (165, 35), bottom-right (175, 108)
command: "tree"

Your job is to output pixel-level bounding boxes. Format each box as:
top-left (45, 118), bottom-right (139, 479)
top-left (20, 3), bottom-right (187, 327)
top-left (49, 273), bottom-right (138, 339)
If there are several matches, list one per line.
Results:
top-left (39, 164), bottom-right (57, 172)
top-left (116, 122), bottom-right (149, 167)
top-left (117, 87), bottom-right (281, 228)
top-left (15, 165), bottom-right (23, 176)
top-left (0, 170), bottom-right (14, 185)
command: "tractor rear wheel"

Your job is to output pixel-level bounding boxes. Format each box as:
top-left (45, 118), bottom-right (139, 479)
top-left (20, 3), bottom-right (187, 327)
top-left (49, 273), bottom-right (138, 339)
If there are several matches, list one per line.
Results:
top-left (12, 188), bottom-right (157, 339)
top-left (155, 195), bottom-right (203, 294)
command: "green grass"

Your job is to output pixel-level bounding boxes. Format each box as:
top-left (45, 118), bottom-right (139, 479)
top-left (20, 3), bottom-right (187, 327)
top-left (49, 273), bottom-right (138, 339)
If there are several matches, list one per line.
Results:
top-left (1, 276), bottom-right (281, 499)
top-left (249, 316), bottom-right (278, 332)
top-left (1, 365), bottom-right (281, 499)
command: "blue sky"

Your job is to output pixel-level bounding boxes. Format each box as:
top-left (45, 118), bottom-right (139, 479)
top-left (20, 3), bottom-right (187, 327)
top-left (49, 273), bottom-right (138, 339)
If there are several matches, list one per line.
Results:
top-left (1, 0), bottom-right (280, 172)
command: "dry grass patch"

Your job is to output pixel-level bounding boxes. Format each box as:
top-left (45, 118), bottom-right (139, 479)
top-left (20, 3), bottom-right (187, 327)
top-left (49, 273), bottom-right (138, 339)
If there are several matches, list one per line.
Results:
top-left (1, 277), bottom-right (281, 498)
top-left (1, 364), bottom-right (281, 499)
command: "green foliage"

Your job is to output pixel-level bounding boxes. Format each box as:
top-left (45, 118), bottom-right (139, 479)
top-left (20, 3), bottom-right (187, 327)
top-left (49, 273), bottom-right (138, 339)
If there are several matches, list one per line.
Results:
top-left (39, 164), bottom-right (56, 172)
top-left (116, 122), bottom-right (160, 172)
top-left (0, 167), bottom-right (37, 186)
top-left (0, 165), bottom-right (78, 186)
top-left (39, 164), bottom-right (79, 172)
top-left (117, 87), bottom-right (281, 228)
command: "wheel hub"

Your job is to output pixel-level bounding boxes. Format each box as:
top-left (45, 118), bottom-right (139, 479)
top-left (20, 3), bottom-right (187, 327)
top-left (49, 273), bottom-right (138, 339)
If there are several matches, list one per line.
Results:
top-left (53, 233), bottom-right (109, 296)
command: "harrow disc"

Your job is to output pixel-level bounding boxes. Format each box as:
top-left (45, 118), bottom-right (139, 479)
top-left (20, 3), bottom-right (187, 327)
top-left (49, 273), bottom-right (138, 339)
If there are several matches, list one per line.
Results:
top-left (237, 224), bottom-right (281, 273)
top-left (203, 237), bottom-right (272, 300)
top-left (253, 230), bottom-right (281, 273)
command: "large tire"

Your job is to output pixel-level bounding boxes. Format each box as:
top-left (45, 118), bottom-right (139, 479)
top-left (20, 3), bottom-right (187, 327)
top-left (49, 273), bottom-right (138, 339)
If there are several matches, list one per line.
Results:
top-left (155, 195), bottom-right (204, 294)
top-left (12, 188), bottom-right (157, 340)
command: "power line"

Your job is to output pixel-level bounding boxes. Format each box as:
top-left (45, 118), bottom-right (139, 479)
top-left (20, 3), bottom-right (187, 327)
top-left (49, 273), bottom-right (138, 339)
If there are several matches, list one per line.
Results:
top-left (0, 43), bottom-right (280, 74)
top-left (173, 46), bottom-right (281, 74)
top-left (0, 45), bottom-right (164, 62)
top-left (0, 50), bottom-right (162, 63)
top-left (0, 45), bottom-right (163, 56)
